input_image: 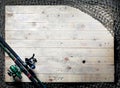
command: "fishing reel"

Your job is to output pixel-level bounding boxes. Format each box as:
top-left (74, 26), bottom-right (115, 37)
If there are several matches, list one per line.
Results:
top-left (25, 54), bottom-right (37, 69)
top-left (7, 54), bottom-right (37, 79)
top-left (7, 65), bottom-right (22, 79)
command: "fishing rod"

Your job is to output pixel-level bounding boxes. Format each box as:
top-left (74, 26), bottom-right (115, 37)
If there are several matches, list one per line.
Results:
top-left (0, 36), bottom-right (46, 88)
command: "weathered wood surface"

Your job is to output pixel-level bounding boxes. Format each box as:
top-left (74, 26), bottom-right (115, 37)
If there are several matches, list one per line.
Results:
top-left (5, 6), bottom-right (114, 82)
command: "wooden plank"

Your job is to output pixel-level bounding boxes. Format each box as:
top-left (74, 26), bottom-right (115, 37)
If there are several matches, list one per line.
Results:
top-left (5, 6), bottom-right (94, 15)
top-left (37, 73), bottom-right (114, 82)
top-left (6, 30), bottom-right (113, 40)
top-left (6, 13), bottom-right (104, 23)
top-left (31, 65), bottom-right (114, 74)
top-left (5, 21), bottom-right (106, 31)
top-left (5, 6), bottom-right (102, 23)
top-left (37, 57), bottom-right (114, 65)
top-left (7, 48), bottom-right (113, 57)
top-left (6, 40), bottom-right (113, 48)
top-left (6, 6), bottom-right (82, 14)
top-left (5, 73), bottom-right (114, 82)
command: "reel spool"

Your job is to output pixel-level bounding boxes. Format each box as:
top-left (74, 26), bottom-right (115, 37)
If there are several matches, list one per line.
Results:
top-left (7, 65), bottom-right (22, 79)
top-left (25, 54), bottom-right (37, 69)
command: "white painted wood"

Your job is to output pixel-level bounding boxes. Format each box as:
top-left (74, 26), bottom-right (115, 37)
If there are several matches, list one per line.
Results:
top-left (6, 40), bottom-right (113, 48)
top-left (5, 73), bottom-right (114, 82)
top-left (5, 56), bottom-right (114, 65)
top-left (5, 6), bottom-right (103, 23)
top-left (7, 13), bottom-right (99, 22)
top-left (8, 48), bottom-right (113, 57)
top-left (5, 6), bottom-right (114, 82)
top-left (36, 73), bottom-right (114, 82)
top-left (6, 30), bottom-right (113, 40)
top-left (5, 21), bottom-right (106, 31)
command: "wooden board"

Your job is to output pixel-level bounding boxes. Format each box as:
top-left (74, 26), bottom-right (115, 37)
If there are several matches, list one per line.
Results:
top-left (5, 6), bottom-right (114, 82)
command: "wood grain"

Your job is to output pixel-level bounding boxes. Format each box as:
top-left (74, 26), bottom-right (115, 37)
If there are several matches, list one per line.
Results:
top-left (6, 30), bottom-right (112, 40)
top-left (6, 40), bottom-right (113, 48)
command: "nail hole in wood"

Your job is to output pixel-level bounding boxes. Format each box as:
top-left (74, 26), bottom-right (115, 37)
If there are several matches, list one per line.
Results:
top-left (82, 60), bottom-right (86, 64)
